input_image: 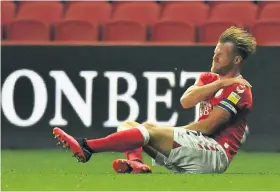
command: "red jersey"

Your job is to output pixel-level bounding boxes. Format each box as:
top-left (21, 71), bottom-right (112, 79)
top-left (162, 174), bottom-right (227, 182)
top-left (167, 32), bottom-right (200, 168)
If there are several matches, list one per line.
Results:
top-left (195, 72), bottom-right (253, 162)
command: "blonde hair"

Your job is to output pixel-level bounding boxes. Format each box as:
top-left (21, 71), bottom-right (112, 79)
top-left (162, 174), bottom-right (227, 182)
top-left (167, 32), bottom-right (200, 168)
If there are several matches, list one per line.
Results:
top-left (219, 26), bottom-right (257, 60)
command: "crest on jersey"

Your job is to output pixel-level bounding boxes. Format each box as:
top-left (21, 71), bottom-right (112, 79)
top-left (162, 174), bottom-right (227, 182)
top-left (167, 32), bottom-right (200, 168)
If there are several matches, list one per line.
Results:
top-left (227, 92), bottom-right (241, 105)
top-left (236, 85), bottom-right (245, 94)
top-left (215, 89), bottom-right (223, 98)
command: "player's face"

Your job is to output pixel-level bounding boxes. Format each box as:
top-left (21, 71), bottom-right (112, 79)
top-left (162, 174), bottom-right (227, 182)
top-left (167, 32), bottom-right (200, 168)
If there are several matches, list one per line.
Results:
top-left (211, 42), bottom-right (236, 75)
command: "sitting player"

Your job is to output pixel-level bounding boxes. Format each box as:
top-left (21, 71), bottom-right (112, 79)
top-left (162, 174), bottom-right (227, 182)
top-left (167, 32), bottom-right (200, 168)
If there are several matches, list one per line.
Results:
top-left (53, 26), bottom-right (256, 174)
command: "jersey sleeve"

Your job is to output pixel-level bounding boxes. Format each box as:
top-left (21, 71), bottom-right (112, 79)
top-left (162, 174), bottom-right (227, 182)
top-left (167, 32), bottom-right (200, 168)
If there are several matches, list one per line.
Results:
top-left (194, 72), bottom-right (213, 86)
top-left (217, 84), bottom-right (252, 116)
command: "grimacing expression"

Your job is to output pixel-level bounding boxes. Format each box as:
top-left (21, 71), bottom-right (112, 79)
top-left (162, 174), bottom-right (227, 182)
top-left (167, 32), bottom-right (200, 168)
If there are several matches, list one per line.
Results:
top-left (211, 42), bottom-right (237, 75)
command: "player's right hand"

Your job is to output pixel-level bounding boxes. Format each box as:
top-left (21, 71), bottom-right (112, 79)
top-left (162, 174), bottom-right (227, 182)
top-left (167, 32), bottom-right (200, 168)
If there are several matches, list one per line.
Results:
top-left (221, 78), bottom-right (252, 88)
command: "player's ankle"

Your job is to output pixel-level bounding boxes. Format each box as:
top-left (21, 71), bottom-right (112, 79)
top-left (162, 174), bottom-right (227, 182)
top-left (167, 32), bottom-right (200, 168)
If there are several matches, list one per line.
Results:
top-left (83, 139), bottom-right (94, 153)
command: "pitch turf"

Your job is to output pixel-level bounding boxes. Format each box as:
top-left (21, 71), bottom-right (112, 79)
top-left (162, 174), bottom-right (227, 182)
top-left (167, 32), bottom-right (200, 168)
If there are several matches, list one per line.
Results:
top-left (1, 150), bottom-right (280, 191)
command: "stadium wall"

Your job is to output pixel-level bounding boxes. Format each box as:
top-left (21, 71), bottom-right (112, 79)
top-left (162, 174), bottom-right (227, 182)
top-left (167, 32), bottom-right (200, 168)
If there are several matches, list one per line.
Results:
top-left (1, 45), bottom-right (280, 152)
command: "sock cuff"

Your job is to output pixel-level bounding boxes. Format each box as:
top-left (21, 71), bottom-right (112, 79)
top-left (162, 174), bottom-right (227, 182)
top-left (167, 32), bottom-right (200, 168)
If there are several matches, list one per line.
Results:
top-left (117, 125), bottom-right (129, 132)
top-left (136, 125), bottom-right (150, 145)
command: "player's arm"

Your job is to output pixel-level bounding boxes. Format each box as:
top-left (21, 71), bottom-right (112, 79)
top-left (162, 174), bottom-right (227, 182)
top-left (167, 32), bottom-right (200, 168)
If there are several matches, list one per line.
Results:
top-left (180, 77), bottom-right (251, 109)
top-left (183, 107), bottom-right (231, 135)
top-left (180, 81), bottom-right (224, 109)
top-left (183, 85), bottom-right (251, 135)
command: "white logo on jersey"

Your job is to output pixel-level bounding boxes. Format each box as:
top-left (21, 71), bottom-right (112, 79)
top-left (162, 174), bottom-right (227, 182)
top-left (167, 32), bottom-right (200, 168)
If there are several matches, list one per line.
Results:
top-left (224, 143), bottom-right (229, 149)
top-left (236, 86), bottom-right (245, 93)
top-left (215, 89), bottom-right (223, 98)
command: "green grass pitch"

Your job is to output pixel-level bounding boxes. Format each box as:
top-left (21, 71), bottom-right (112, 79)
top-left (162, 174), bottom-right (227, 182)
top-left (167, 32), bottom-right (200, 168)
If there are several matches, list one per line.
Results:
top-left (1, 150), bottom-right (280, 191)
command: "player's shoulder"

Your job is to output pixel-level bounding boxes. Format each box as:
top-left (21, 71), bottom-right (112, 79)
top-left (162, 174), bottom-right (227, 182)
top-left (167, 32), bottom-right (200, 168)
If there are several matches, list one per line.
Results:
top-left (224, 83), bottom-right (252, 95)
top-left (223, 80), bottom-right (253, 104)
top-left (225, 77), bottom-right (252, 94)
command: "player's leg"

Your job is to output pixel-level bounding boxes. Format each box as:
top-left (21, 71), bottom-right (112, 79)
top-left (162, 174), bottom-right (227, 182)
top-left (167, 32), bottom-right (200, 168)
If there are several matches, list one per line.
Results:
top-left (113, 120), bottom-right (152, 173)
top-left (115, 120), bottom-right (176, 172)
top-left (115, 124), bottom-right (229, 174)
top-left (117, 120), bottom-right (144, 163)
top-left (141, 122), bottom-right (174, 157)
top-left (116, 121), bottom-right (181, 173)
top-left (53, 121), bottom-right (174, 163)
top-left (118, 120), bottom-right (163, 160)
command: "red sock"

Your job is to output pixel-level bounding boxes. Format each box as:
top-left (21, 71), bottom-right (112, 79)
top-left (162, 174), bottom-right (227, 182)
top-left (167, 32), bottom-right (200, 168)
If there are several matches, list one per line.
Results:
top-left (124, 148), bottom-right (143, 163)
top-left (86, 128), bottom-right (145, 153)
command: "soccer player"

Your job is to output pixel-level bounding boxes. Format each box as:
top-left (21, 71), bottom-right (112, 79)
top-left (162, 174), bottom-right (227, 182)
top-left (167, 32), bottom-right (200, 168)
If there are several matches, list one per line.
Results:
top-left (53, 26), bottom-right (256, 174)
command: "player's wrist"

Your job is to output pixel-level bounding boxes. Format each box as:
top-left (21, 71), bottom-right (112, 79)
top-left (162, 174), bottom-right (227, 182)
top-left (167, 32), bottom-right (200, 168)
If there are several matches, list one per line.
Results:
top-left (215, 80), bottom-right (226, 89)
top-left (219, 79), bottom-right (236, 88)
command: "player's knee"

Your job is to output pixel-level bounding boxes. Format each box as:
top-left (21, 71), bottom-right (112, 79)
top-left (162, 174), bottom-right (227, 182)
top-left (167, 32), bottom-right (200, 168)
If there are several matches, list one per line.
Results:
top-left (117, 120), bottom-right (139, 132)
top-left (142, 122), bottom-right (157, 128)
top-left (123, 120), bottom-right (139, 127)
top-left (142, 122), bottom-right (157, 134)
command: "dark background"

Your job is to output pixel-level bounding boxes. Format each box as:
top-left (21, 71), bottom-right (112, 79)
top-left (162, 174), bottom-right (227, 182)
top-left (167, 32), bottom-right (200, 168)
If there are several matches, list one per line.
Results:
top-left (1, 45), bottom-right (280, 151)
